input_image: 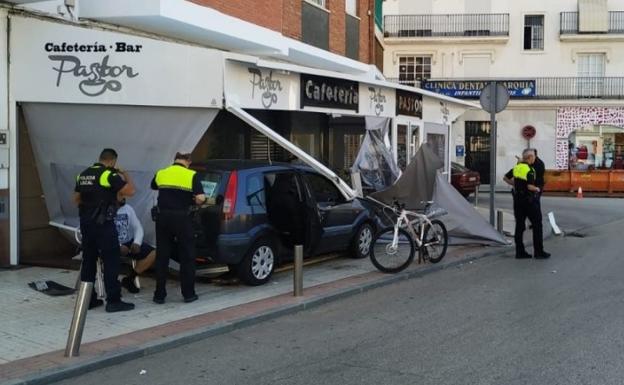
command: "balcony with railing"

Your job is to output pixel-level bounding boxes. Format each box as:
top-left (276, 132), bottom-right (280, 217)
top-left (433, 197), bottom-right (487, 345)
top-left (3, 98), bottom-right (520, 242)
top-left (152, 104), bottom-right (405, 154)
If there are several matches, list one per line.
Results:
top-left (386, 77), bottom-right (624, 100)
top-left (535, 77), bottom-right (624, 99)
top-left (384, 14), bottom-right (509, 40)
top-left (560, 11), bottom-right (624, 35)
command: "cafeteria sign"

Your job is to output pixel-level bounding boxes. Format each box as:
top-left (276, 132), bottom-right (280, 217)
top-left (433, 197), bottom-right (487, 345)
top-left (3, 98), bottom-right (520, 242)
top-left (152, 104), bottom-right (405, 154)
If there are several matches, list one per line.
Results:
top-left (422, 80), bottom-right (536, 99)
top-left (301, 74), bottom-right (359, 111)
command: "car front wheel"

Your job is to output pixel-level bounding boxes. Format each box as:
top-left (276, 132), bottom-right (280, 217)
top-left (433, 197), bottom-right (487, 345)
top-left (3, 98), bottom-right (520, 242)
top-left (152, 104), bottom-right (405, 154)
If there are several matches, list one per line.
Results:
top-left (350, 223), bottom-right (374, 259)
top-left (236, 239), bottom-right (276, 286)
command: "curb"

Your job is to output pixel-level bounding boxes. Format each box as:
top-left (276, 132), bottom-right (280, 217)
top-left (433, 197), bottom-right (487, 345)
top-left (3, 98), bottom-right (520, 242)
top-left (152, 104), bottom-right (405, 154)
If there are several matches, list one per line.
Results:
top-left (5, 245), bottom-right (517, 385)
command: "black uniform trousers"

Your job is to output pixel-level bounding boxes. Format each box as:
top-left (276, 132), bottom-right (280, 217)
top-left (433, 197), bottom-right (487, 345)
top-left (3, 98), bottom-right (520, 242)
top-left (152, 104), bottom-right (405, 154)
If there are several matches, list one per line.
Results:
top-left (513, 195), bottom-right (544, 255)
top-left (154, 210), bottom-right (196, 300)
top-left (80, 218), bottom-right (122, 303)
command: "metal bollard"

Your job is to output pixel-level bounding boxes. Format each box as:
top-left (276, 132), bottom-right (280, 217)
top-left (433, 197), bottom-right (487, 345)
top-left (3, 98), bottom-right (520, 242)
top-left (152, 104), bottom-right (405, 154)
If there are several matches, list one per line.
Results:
top-left (65, 281), bottom-right (93, 357)
top-left (496, 210), bottom-right (504, 234)
top-left (474, 184), bottom-right (479, 207)
top-left (293, 245), bottom-right (303, 297)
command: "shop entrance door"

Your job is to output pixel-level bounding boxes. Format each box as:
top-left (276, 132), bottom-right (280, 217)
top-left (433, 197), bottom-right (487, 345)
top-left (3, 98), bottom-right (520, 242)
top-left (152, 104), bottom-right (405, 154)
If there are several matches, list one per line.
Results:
top-left (395, 119), bottom-right (422, 171)
top-left (465, 121), bottom-right (491, 185)
top-left (424, 122), bottom-right (449, 175)
top-left (18, 107), bottom-right (75, 267)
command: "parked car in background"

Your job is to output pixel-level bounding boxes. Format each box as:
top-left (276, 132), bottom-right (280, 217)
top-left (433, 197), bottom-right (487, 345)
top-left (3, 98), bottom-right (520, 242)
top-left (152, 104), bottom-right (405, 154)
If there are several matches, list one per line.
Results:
top-left (451, 162), bottom-right (480, 197)
top-left (189, 160), bottom-right (380, 286)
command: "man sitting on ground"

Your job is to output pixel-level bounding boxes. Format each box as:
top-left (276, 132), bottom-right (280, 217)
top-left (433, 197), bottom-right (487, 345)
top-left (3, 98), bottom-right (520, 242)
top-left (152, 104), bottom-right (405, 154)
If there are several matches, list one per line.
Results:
top-left (114, 199), bottom-right (156, 293)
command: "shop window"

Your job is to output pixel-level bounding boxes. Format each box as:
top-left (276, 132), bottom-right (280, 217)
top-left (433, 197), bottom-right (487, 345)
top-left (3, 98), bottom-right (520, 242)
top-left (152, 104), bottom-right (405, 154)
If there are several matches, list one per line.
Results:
top-left (343, 134), bottom-right (364, 171)
top-left (427, 133), bottom-right (446, 167)
top-left (523, 15), bottom-right (544, 50)
top-left (568, 125), bottom-right (624, 170)
top-left (292, 133), bottom-right (317, 159)
top-left (396, 125), bottom-right (408, 171)
top-left (398, 56), bottom-right (432, 86)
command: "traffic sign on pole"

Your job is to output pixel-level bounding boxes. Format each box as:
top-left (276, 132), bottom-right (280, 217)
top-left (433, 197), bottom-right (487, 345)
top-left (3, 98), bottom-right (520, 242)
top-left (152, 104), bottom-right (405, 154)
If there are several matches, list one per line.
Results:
top-left (479, 82), bottom-right (510, 226)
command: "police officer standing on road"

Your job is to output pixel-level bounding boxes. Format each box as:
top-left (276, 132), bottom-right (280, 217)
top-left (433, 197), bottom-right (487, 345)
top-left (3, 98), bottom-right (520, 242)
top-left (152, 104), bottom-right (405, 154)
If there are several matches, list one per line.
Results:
top-left (74, 148), bottom-right (136, 312)
top-left (151, 152), bottom-right (206, 304)
top-left (503, 149), bottom-right (551, 260)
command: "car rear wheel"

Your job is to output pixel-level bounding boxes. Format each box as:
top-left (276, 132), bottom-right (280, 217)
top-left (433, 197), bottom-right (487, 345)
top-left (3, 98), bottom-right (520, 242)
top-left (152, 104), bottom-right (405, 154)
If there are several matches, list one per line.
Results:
top-left (236, 238), bottom-right (276, 286)
top-left (350, 223), bottom-right (374, 259)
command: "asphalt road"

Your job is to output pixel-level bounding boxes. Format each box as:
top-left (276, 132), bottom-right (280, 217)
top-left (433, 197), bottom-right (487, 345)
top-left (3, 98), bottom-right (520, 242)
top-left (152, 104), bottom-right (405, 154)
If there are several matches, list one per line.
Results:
top-left (475, 193), bottom-right (624, 233)
top-left (53, 201), bottom-right (624, 385)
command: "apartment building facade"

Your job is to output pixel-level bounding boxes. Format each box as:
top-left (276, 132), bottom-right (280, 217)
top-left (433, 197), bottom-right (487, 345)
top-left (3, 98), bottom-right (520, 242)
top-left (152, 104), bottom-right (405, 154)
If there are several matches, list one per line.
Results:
top-left (383, 0), bottom-right (624, 188)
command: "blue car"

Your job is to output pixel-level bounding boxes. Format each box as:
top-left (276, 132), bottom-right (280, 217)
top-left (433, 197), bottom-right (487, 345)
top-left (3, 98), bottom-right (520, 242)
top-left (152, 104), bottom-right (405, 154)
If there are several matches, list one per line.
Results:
top-left (190, 160), bottom-right (380, 286)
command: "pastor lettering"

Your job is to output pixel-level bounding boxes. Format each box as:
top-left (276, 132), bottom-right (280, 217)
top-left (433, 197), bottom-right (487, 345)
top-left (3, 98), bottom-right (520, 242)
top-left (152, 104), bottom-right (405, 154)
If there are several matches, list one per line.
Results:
top-left (49, 55), bottom-right (139, 97)
top-left (249, 68), bottom-right (283, 108)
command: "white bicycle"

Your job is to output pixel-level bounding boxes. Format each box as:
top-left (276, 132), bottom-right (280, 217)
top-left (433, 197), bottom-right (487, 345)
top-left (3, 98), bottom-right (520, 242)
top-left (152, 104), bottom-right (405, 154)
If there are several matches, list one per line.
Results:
top-left (367, 198), bottom-right (448, 274)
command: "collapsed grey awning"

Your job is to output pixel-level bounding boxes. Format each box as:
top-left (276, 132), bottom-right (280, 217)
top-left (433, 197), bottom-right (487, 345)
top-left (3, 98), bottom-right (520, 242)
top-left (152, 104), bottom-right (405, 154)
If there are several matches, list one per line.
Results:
top-left (372, 144), bottom-right (507, 245)
top-left (22, 103), bottom-right (219, 244)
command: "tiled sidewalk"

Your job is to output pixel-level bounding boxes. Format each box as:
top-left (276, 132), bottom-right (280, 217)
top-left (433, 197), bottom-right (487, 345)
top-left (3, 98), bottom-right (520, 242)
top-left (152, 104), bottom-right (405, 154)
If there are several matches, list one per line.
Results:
top-left (0, 241), bottom-right (513, 385)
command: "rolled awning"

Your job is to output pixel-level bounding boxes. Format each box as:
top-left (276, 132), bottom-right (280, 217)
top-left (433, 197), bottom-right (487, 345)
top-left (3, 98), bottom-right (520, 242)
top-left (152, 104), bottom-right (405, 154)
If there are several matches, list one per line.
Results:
top-left (226, 102), bottom-right (357, 200)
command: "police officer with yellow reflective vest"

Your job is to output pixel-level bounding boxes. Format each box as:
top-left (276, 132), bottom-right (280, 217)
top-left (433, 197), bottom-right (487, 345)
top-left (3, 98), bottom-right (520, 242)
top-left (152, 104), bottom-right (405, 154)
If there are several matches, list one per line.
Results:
top-left (151, 152), bottom-right (206, 304)
top-left (73, 148), bottom-right (136, 312)
top-left (503, 149), bottom-right (551, 260)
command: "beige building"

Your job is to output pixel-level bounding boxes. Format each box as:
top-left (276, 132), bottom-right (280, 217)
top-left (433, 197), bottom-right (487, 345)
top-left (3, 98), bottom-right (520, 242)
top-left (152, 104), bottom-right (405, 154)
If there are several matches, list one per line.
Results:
top-left (383, 0), bottom-right (624, 187)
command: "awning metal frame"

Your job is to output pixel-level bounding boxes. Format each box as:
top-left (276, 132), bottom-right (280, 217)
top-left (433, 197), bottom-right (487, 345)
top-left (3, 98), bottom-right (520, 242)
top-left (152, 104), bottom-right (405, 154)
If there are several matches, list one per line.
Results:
top-left (226, 101), bottom-right (357, 201)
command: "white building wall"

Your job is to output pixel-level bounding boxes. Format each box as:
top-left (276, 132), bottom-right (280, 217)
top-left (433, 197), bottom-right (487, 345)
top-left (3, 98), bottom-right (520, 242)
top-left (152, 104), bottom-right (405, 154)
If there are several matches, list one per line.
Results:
top-left (384, 0), bottom-right (624, 187)
top-left (384, 0), bottom-right (624, 80)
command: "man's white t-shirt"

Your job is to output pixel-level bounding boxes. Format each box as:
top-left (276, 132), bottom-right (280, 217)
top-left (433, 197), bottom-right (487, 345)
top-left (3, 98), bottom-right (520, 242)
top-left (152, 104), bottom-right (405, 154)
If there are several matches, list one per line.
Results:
top-left (114, 204), bottom-right (144, 245)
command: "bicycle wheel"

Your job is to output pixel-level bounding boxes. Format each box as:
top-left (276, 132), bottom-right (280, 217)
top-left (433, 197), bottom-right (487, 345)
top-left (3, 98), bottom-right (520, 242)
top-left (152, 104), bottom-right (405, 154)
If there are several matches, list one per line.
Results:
top-left (370, 227), bottom-right (415, 273)
top-left (420, 220), bottom-right (448, 264)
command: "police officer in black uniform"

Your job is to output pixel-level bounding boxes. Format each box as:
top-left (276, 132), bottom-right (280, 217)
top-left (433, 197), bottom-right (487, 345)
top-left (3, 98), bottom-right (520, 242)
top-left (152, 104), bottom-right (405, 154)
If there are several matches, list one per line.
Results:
top-left (151, 152), bottom-right (206, 304)
top-left (74, 148), bottom-right (136, 312)
top-left (503, 149), bottom-right (551, 260)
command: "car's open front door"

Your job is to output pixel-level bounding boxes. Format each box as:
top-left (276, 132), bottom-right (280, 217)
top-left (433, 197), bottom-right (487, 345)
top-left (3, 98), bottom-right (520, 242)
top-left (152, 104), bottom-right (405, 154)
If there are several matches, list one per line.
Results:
top-left (299, 174), bottom-right (323, 256)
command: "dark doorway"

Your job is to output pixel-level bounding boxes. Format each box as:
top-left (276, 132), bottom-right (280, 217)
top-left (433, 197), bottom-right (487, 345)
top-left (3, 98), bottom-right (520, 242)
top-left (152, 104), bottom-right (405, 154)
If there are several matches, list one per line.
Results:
top-left (465, 121), bottom-right (491, 185)
top-left (18, 107), bottom-right (75, 268)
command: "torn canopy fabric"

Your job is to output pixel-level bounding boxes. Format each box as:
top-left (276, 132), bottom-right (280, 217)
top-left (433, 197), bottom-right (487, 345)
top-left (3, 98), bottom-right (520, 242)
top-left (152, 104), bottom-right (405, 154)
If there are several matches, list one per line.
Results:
top-left (351, 117), bottom-right (401, 191)
top-left (432, 173), bottom-right (507, 246)
top-left (21, 103), bottom-right (219, 245)
top-left (370, 143), bottom-right (443, 210)
top-left (371, 144), bottom-right (506, 245)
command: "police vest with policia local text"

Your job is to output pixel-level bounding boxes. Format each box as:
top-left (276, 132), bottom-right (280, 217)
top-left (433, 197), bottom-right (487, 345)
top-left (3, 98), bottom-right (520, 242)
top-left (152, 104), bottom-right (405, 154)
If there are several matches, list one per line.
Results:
top-left (77, 164), bottom-right (119, 207)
